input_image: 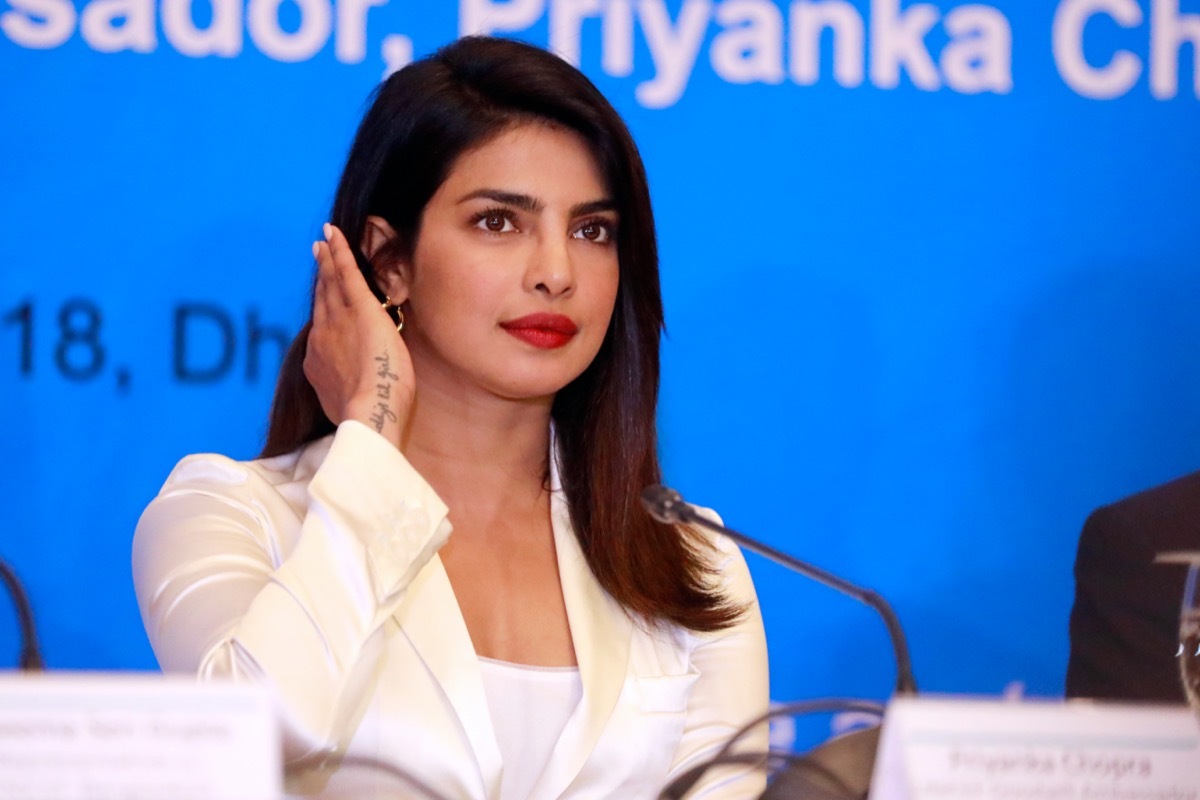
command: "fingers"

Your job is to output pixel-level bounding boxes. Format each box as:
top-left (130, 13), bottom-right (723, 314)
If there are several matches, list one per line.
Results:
top-left (323, 223), bottom-right (380, 309)
top-left (312, 240), bottom-right (335, 329)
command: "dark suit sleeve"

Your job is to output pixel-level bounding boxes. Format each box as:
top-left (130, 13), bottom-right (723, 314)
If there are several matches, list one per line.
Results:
top-left (1066, 498), bottom-right (1187, 703)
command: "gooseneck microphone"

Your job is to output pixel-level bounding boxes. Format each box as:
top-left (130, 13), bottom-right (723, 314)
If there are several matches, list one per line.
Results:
top-left (0, 558), bottom-right (44, 671)
top-left (640, 484), bottom-right (916, 696)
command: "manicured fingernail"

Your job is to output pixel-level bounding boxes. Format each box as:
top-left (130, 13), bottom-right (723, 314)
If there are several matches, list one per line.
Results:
top-left (322, 223), bottom-right (333, 241)
top-left (312, 241), bottom-right (320, 259)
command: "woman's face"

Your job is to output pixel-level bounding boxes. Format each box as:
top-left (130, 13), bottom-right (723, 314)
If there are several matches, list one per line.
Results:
top-left (382, 122), bottom-right (621, 405)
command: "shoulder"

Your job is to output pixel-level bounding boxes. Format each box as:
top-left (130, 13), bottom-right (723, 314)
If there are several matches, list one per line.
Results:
top-left (679, 510), bottom-right (763, 646)
top-left (141, 421), bottom-right (420, 541)
top-left (152, 420), bottom-right (417, 502)
top-left (168, 432), bottom-right (334, 487)
top-left (139, 421), bottom-right (448, 546)
top-left (704, 528), bottom-right (756, 604)
top-left (687, 507), bottom-right (754, 586)
top-left (1080, 468), bottom-right (1200, 558)
top-left (149, 433), bottom-right (334, 518)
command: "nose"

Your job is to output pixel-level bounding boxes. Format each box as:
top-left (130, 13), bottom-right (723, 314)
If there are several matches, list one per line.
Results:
top-left (527, 234), bottom-right (575, 299)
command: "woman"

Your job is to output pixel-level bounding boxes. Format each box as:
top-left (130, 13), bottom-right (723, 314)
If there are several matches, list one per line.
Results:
top-left (133, 36), bottom-right (768, 799)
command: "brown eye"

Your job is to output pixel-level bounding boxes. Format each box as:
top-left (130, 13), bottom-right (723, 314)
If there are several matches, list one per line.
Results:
top-left (475, 211), bottom-right (516, 233)
top-left (572, 220), bottom-right (612, 243)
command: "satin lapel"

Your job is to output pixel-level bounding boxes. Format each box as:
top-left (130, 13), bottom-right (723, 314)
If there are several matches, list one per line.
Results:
top-left (528, 455), bottom-right (633, 800)
top-left (394, 554), bottom-right (502, 799)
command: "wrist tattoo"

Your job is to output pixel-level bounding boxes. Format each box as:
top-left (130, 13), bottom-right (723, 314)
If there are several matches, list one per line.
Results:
top-left (368, 352), bottom-right (400, 433)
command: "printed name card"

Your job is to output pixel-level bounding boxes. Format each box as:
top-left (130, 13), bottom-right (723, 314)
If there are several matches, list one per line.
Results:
top-left (0, 673), bottom-right (281, 800)
top-left (870, 696), bottom-right (1200, 800)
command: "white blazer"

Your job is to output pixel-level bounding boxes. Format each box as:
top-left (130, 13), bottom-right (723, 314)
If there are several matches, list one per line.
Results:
top-left (133, 421), bottom-right (769, 799)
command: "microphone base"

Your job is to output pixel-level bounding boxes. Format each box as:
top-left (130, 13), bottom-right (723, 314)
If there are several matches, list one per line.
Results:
top-left (761, 726), bottom-right (879, 800)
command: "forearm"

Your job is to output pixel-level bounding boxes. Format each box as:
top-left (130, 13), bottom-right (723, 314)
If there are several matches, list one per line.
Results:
top-left (133, 421), bottom-right (450, 759)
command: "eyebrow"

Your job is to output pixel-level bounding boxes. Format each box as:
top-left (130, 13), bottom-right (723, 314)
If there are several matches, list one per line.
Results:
top-left (457, 189), bottom-right (618, 218)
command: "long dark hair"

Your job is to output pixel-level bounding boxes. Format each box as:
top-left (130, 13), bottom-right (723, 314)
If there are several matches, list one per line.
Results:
top-left (262, 36), bottom-right (740, 633)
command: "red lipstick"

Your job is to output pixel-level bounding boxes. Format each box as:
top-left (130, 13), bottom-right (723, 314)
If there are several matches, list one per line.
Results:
top-left (500, 313), bottom-right (579, 349)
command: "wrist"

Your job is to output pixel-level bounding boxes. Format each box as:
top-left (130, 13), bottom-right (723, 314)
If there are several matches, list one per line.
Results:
top-left (344, 394), bottom-right (408, 449)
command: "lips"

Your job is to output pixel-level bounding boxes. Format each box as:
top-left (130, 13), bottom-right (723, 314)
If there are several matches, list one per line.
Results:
top-left (500, 313), bottom-right (579, 349)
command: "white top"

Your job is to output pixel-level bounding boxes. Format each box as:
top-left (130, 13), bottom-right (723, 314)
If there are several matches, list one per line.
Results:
top-left (132, 420), bottom-right (770, 799)
top-left (478, 657), bottom-right (583, 800)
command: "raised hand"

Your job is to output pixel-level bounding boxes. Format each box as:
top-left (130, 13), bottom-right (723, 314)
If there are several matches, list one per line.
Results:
top-left (304, 223), bottom-right (414, 450)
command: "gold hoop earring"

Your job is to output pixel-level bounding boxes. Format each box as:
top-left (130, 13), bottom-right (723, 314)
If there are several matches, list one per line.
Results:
top-left (382, 296), bottom-right (405, 333)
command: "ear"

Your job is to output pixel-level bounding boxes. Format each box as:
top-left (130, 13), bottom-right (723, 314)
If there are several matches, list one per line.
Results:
top-left (363, 215), bottom-right (411, 303)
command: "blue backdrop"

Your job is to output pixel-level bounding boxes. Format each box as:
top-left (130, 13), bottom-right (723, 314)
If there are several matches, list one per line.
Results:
top-left (3, 0), bottom-right (1199, 735)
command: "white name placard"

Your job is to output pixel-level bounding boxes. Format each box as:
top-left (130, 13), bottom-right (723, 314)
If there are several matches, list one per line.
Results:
top-left (0, 672), bottom-right (281, 800)
top-left (871, 696), bottom-right (1200, 800)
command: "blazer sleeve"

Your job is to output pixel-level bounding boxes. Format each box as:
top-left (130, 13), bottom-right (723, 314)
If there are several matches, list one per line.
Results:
top-left (132, 420), bottom-right (451, 761)
top-left (1066, 500), bottom-right (1186, 703)
top-left (669, 531), bottom-right (770, 799)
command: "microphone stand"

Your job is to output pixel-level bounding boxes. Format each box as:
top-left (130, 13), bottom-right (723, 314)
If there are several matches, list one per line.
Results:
top-left (0, 558), bottom-right (44, 671)
top-left (642, 485), bottom-right (917, 799)
top-left (641, 485), bottom-right (916, 695)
